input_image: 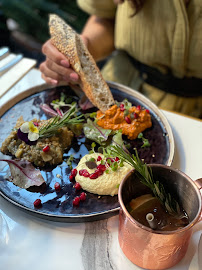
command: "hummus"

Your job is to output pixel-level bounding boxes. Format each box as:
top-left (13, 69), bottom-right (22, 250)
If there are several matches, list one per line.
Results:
top-left (75, 153), bottom-right (133, 196)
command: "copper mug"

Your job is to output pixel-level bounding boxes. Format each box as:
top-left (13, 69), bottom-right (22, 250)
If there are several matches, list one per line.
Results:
top-left (118, 165), bottom-right (202, 270)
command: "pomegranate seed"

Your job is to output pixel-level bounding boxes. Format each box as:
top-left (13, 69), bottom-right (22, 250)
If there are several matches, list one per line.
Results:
top-left (69, 175), bottom-right (74, 181)
top-left (106, 157), bottom-right (114, 164)
top-left (79, 169), bottom-right (84, 176)
top-left (125, 116), bottom-right (131, 124)
top-left (79, 169), bottom-right (88, 176)
top-left (43, 145), bottom-right (50, 152)
top-left (74, 182), bottom-right (82, 191)
top-left (114, 157), bottom-right (120, 161)
top-left (54, 182), bottom-right (61, 191)
top-left (73, 196), bottom-right (80, 206)
top-left (97, 156), bottom-right (102, 161)
top-left (134, 112), bottom-right (138, 119)
top-left (137, 105), bottom-right (141, 110)
top-left (120, 103), bottom-right (124, 108)
top-left (97, 164), bottom-right (106, 171)
top-left (89, 172), bottom-right (99, 179)
top-left (71, 168), bottom-right (77, 177)
top-left (146, 109), bottom-right (150, 114)
top-left (94, 169), bottom-right (103, 176)
top-left (80, 192), bottom-right (86, 201)
top-left (83, 171), bottom-right (90, 177)
top-left (34, 199), bottom-right (42, 208)
top-left (33, 121), bottom-right (39, 126)
top-left (120, 107), bottom-right (125, 112)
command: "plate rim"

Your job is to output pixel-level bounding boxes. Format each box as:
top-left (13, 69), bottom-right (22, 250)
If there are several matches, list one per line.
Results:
top-left (0, 81), bottom-right (174, 222)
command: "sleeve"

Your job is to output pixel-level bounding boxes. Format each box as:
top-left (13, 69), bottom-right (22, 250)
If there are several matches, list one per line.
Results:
top-left (77, 0), bottom-right (116, 19)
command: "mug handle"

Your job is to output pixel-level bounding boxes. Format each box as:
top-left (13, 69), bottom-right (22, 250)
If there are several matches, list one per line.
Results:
top-left (194, 178), bottom-right (202, 222)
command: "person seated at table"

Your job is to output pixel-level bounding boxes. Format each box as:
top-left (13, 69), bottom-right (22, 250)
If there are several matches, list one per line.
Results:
top-left (39, 0), bottom-right (202, 119)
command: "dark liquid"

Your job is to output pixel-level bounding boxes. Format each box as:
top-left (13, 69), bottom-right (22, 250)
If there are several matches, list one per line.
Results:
top-left (129, 195), bottom-right (189, 231)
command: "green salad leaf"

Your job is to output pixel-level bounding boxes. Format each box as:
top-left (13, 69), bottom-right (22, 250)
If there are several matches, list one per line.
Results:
top-left (83, 118), bottom-right (113, 145)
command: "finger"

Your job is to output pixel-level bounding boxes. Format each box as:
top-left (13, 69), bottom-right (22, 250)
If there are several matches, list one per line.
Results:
top-left (42, 39), bottom-right (69, 66)
top-left (40, 62), bottom-right (78, 85)
top-left (60, 59), bottom-right (70, 68)
top-left (46, 58), bottom-right (80, 82)
top-left (41, 73), bottom-right (58, 86)
top-left (63, 73), bottom-right (80, 82)
top-left (40, 62), bottom-right (63, 82)
top-left (46, 58), bottom-right (72, 77)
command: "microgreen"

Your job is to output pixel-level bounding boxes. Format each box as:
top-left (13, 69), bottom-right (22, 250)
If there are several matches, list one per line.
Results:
top-left (89, 157), bottom-right (95, 162)
top-left (138, 132), bottom-right (151, 148)
top-left (51, 93), bottom-right (73, 110)
top-left (123, 99), bottom-right (132, 110)
top-left (116, 99), bottom-right (132, 110)
top-left (125, 143), bottom-right (131, 149)
top-left (66, 154), bottom-right (74, 169)
top-left (89, 142), bottom-right (96, 154)
top-left (89, 112), bottom-right (97, 119)
top-left (107, 159), bottom-right (112, 165)
top-left (111, 162), bottom-right (118, 171)
top-left (119, 160), bottom-right (124, 167)
top-left (124, 109), bottom-right (129, 116)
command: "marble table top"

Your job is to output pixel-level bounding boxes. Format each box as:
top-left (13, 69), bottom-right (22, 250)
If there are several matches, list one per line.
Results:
top-left (0, 69), bottom-right (202, 270)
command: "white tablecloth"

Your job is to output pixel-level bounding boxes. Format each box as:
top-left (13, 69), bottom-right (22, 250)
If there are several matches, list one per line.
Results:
top-left (0, 69), bottom-right (201, 270)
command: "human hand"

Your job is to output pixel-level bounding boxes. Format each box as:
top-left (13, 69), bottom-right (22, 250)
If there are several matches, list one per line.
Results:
top-left (39, 36), bottom-right (88, 86)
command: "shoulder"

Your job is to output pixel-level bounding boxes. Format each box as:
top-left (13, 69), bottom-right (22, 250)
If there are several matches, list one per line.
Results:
top-left (77, 0), bottom-right (116, 18)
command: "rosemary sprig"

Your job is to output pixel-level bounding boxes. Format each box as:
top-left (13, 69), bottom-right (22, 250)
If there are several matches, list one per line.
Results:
top-left (39, 104), bottom-right (83, 138)
top-left (107, 145), bottom-right (180, 215)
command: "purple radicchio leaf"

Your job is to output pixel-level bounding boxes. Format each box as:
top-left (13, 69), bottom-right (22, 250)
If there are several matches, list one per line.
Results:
top-left (0, 159), bottom-right (46, 192)
top-left (40, 104), bottom-right (60, 117)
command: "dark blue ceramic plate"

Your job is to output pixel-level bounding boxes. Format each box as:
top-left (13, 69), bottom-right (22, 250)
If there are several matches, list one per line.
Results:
top-left (0, 82), bottom-right (174, 222)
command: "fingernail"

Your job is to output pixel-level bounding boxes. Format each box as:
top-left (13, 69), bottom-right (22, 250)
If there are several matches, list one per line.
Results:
top-left (60, 60), bottom-right (70, 68)
top-left (50, 79), bottom-right (58, 85)
top-left (70, 73), bottom-right (79, 81)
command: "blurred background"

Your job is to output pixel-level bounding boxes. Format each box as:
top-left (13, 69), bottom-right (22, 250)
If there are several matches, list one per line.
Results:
top-left (0, 0), bottom-right (89, 66)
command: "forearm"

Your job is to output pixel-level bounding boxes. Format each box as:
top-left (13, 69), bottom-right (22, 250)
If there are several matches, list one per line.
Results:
top-left (81, 15), bottom-right (115, 61)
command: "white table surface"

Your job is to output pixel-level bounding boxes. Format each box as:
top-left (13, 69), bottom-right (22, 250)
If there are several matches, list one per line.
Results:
top-left (0, 69), bottom-right (202, 270)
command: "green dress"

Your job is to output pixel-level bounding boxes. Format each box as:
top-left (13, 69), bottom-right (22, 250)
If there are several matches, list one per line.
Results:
top-left (77, 0), bottom-right (202, 118)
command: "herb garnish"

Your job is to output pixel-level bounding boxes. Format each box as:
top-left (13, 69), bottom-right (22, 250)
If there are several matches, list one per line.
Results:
top-left (51, 93), bottom-right (73, 110)
top-left (66, 154), bottom-right (74, 169)
top-left (39, 104), bottom-right (83, 138)
top-left (138, 132), bottom-right (151, 148)
top-left (107, 145), bottom-right (180, 215)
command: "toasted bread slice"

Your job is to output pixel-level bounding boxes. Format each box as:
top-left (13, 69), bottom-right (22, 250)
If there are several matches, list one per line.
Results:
top-left (49, 14), bottom-right (115, 112)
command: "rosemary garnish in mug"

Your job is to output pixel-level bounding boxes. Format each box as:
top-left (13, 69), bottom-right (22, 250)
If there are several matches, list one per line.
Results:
top-left (108, 145), bottom-right (181, 215)
top-left (39, 103), bottom-right (83, 138)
